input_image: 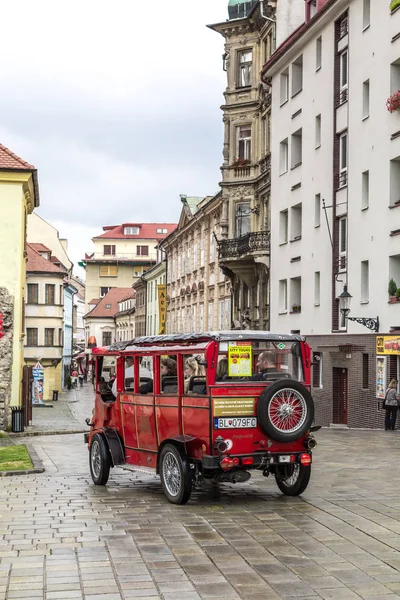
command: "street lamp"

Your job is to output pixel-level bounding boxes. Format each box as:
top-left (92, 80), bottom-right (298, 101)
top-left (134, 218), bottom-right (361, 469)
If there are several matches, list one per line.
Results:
top-left (338, 285), bottom-right (379, 332)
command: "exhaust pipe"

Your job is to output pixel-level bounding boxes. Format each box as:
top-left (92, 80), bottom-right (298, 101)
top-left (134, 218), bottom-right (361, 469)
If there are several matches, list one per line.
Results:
top-left (304, 436), bottom-right (318, 450)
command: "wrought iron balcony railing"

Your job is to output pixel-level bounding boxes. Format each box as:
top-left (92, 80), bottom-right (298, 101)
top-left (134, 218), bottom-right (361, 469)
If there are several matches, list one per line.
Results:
top-left (218, 231), bottom-right (270, 260)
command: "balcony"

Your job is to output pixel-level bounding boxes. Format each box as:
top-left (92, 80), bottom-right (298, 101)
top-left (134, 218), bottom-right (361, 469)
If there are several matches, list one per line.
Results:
top-left (223, 164), bottom-right (259, 182)
top-left (84, 252), bottom-right (156, 263)
top-left (218, 231), bottom-right (270, 260)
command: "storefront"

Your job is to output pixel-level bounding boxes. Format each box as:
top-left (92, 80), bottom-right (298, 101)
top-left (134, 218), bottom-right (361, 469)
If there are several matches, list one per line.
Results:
top-left (376, 336), bottom-right (400, 399)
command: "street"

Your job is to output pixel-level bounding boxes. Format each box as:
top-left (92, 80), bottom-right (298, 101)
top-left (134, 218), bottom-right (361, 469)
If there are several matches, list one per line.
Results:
top-left (3, 402), bottom-right (400, 599)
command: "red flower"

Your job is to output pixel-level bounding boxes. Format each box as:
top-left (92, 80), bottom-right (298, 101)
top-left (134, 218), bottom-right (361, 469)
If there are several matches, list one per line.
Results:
top-left (232, 157), bottom-right (251, 167)
top-left (387, 90), bottom-right (400, 113)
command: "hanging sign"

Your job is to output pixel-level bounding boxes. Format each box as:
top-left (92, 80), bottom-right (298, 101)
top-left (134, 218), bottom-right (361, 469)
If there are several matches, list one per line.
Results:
top-left (376, 336), bottom-right (400, 355)
top-left (228, 343), bottom-right (253, 377)
top-left (32, 361), bottom-right (45, 405)
top-left (158, 284), bottom-right (167, 335)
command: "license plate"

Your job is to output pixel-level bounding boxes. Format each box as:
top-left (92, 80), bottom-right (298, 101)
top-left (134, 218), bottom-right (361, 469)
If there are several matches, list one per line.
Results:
top-left (214, 417), bottom-right (257, 429)
top-left (278, 455), bottom-right (291, 463)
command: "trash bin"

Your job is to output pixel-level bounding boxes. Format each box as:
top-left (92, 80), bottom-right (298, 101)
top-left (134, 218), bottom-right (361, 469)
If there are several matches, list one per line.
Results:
top-left (52, 390), bottom-right (59, 401)
top-left (11, 407), bottom-right (24, 433)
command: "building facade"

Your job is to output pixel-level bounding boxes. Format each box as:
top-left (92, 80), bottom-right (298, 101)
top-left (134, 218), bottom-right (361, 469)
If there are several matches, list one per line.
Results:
top-left (132, 277), bottom-right (147, 338)
top-left (63, 282), bottom-right (78, 387)
top-left (161, 194), bottom-right (232, 334)
top-left (81, 222), bottom-right (176, 311)
top-left (263, 0), bottom-right (400, 427)
top-left (25, 244), bottom-right (65, 400)
top-left (0, 144), bottom-right (39, 429)
top-left (208, 0), bottom-right (276, 330)
top-left (28, 213), bottom-right (73, 277)
top-left (84, 288), bottom-right (135, 351)
top-left (143, 252), bottom-right (167, 336)
top-left (115, 297), bottom-right (136, 342)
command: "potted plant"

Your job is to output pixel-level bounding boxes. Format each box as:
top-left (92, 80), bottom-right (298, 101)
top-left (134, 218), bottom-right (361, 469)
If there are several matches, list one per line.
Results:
top-left (292, 303), bottom-right (301, 313)
top-left (389, 278), bottom-right (398, 303)
top-left (66, 376), bottom-right (72, 390)
top-left (387, 90), bottom-right (400, 113)
top-left (396, 288), bottom-right (400, 302)
top-left (232, 157), bottom-right (251, 168)
top-left (390, 0), bottom-right (400, 13)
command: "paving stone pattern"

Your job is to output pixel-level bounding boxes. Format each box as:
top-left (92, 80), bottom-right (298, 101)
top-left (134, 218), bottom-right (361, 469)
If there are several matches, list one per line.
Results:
top-left (3, 410), bottom-right (400, 598)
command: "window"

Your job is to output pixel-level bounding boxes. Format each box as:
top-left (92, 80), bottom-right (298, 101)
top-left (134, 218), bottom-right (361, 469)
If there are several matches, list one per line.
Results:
top-left (237, 125), bottom-right (251, 161)
top-left (291, 128), bottom-right (302, 168)
top-left (307, 0), bottom-right (317, 19)
top-left (291, 204), bottom-right (302, 241)
top-left (315, 194), bottom-right (321, 227)
top-left (362, 354), bottom-right (369, 389)
top-left (237, 49), bottom-right (252, 87)
top-left (137, 246), bottom-right (149, 256)
top-left (208, 302), bottom-right (214, 330)
top-left (363, 0), bottom-right (370, 29)
top-left (262, 116), bottom-right (268, 155)
top-left (209, 232), bottom-right (215, 263)
top-left (280, 68), bottom-right (289, 104)
top-left (361, 260), bottom-right (369, 302)
top-left (316, 36), bottom-right (322, 70)
top-left (391, 60), bottom-right (400, 95)
top-left (279, 279), bottom-right (288, 312)
top-left (26, 328), bottom-right (38, 346)
top-left (339, 50), bottom-right (348, 103)
top-left (280, 138), bottom-right (288, 174)
top-left (312, 352), bottom-right (322, 388)
top-left (193, 243), bottom-right (198, 270)
top-left (339, 132), bottom-right (348, 187)
top-left (362, 80), bottom-right (370, 119)
top-left (105, 303), bottom-right (112, 309)
top-left (124, 226), bottom-right (139, 235)
top-left (315, 272), bottom-right (321, 305)
top-left (389, 255), bottom-right (400, 290)
top-left (99, 265), bottom-right (118, 277)
top-left (292, 55), bottom-right (303, 96)
top-left (45, 328), bottom-right (54, 346)
top-left (60, 285), bottom-right (63, 305)
top-left (224, 298), bottom-right (231, 329)
top-left (199, 304), bottom-right (204, 331)
top-left (59, 328), bottom-right (63, 346)
top-left (102, 332), bottom-right (112, 346)
top-left (156, 228), bottom-right (168, 234)
top-left (339, 217), bottom-right (347, 270)
top-left (27, 283), bottom-right (39, 304)
top-left (218, 300), bottom-right (224, 330)
top-left (390, 158), bottom-right (400, 207)
top-left (279, 210), bottom-right (288, 244)
top-left (315, 115), bottom-right (321, 148)
top-left (290, 277), bottom-right (302, 312)
top-left (45, 284), bottom-right (55, 305)
top-left (100, 287), bottom-right (111, 297)
top-left (362, 171), bottom-right (369, 209)
top-left (103, 245), bottom-right (116, 256)
top-left (235, 202), bottom-right (251, 237)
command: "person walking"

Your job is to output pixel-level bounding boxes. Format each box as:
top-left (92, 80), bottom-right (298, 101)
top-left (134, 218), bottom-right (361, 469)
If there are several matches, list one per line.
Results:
top-left (385, 379), bottom-right (399, 431)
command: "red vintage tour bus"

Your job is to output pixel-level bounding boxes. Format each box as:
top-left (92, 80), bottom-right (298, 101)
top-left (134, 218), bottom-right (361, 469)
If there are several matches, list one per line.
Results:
top-left (86, 330), bottom-right (318, 504)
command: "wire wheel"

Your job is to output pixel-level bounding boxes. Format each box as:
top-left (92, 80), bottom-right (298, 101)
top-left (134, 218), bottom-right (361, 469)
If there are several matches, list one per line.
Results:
top-left (162, 451), bottom-right (181, 498)
top-left (275, 463), bottom-right (311, 496)
top-left (91, 439), bottom-right (102, 479)
top-left (268, 388), bottom-right (307, 434)
top-left (89, 433), bottom-right (111, 485)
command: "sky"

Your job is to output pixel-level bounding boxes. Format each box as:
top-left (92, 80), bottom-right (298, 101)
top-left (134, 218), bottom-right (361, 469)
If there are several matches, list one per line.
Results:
top-left (1, 0), bottom-right (229, 277)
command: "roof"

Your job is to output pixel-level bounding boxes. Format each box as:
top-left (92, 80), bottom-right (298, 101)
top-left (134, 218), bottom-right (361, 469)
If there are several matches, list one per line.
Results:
top-left (94, 223), bottom-right (178, 240)
top-left (261, 0), bottom-right (338, 77)
top-left (0, 144), bottom-right (40, 207)
top-left (84, 288), bottom-right (135, 319)
top-left (29, 243), bottom-right (51, 253)
top-left (26, 244), bottom-right (65, 275)
top-left (88, 298), bottom-right (100, 306)
top-left (108, 330), bottom-right (305, 351)
top-left (182, 196), bottom-right (204, 217)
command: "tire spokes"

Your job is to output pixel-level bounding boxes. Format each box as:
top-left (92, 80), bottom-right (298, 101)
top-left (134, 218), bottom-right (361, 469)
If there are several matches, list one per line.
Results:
top-left (268, 388), bottom-right (307, 434)
top-left (162, 452), bottom-right (181, 497)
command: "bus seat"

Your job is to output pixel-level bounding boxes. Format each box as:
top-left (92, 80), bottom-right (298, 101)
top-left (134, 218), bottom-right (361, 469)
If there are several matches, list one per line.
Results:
top-left (262, 372), bottom-right (292, 381)
top-left (189, 376), bottom-right (207, 394)
top-left (161, 376), bottom-right (178, 393)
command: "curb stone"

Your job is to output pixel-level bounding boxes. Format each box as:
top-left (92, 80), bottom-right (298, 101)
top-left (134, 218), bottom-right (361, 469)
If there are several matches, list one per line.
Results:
top-left (8, 428), bottom-right (88, 437)
top-left (0, 442), bottom-right (45, 477)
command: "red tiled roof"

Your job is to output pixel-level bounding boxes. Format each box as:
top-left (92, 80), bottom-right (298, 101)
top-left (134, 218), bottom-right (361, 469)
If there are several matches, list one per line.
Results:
top-left (85, 288), bottom-right (135, 319)
top-left (29, 243), bottom-right (51, 253)
top-left (94, 223), bottom-right (178, 240)
top-left (0, 144), bottom-right (35, 170)
top-left (26, 244), bottom-right (65, 275)
top-left (88, 298), bottom-right (100, 305)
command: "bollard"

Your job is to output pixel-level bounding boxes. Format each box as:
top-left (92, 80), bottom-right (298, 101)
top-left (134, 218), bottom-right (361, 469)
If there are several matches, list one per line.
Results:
top-left (52, 390), bottom-right (59, 402)
top-left (11, 407), bottom-right (24, 433)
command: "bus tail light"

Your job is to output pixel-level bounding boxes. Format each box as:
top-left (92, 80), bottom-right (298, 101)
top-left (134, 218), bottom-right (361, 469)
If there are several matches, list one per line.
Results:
top-left (221, 457), bottom-right (239, 470)
top-left (241, 457), bottom-right (254, 465)
top-left (300, 453), bottom-right (312, 466)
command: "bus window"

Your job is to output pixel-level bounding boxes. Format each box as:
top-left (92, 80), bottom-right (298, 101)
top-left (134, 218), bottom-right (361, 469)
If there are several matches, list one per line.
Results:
top-left (160, 356), bottom-right (177, 394)
top-left (183, 354), bottom-right (206, 394)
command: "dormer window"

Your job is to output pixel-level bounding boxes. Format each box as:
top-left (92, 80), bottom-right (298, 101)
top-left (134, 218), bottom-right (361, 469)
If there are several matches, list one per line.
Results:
top-left (105, 303), bottom-right (111, 309)
top-left (307, 0), bottom-right (317, 20)
top-left (156, 228), bottom-right (168, 234)
top-left (124, 226), bottom-right (139, 235)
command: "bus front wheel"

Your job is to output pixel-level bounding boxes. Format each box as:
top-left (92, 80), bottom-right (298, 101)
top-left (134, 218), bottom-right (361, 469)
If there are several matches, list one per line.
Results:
top-left (160, 444), bottom-right (192, 505)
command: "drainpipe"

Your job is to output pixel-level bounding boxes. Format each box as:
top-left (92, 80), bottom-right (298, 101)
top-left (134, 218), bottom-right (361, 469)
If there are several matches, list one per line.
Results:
top-left (259, 0), bottom-right (277, 51)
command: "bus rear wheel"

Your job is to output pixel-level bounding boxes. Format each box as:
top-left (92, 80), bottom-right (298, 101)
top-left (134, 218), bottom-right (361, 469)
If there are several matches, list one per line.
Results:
top-left (275, 463), bottom-right (311, 496)
top-left (160, 444), bottom-right (192, 505)
top-left (89, 433), bottom-right (111, 486)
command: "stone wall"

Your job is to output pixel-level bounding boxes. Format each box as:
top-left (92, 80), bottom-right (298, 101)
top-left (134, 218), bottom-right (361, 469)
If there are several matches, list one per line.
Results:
top-left (0, 287), bottom-right (14, 430)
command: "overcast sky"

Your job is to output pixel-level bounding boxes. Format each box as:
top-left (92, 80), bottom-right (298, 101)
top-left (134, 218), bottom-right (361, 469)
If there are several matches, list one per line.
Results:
top-left (2, 0), bottom-right (229, 276)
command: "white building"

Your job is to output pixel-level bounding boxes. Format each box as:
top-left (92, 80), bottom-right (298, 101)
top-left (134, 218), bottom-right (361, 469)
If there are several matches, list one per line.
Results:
top-left (143, 257), bottom-right (167, 337)
top-left (263, 0), bottom-right (400, 428)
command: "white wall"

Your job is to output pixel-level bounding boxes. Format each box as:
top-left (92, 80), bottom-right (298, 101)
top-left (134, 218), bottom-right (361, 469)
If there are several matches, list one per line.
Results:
top-left (276, 0), bottom-right (305, 48)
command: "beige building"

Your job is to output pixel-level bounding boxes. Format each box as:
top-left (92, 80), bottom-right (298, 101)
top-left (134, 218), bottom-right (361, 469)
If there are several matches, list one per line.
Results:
top-left (81, 222), bottom-right (177, 311)
top-left (27, 213), bottom-right (72, 277)
top-left (115, 297), bottom-right (136, 342)
top-left (24, 244), bottom-right (66, 399)
top-left (143, 251), bottom-right (167, 336)
top-left (0, 144), bottom-right (39, 429)
top-left (84, 288), bottom-right (135, 350)
top-left (132, 277), bottom-right (147, 338)
top-left (160, 194), bottom-right (232, 334)
top-left (208, 0), bottom-right (276, 330)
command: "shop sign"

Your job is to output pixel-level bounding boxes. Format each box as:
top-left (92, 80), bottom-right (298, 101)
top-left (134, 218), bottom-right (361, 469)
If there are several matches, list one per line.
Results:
top-left (376, 356), bottom-right (387, 400)
top-left (376, 336), bottom-right (400, 355)
top-left (158, 284), bottom-right (167, 335)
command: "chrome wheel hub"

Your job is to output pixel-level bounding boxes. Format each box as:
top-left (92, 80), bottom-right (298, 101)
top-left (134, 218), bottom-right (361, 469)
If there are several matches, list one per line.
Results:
top-left (91, 440), bottom-right (101, 479)
top-left (162, 452), bottom-right (181, 497)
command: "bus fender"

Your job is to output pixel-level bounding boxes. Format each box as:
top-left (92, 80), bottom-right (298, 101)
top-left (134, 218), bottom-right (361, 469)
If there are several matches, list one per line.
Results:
top-left (102, 427), bottom-right (126, 467)
top-left (156, 435), bottom-right (197, 473)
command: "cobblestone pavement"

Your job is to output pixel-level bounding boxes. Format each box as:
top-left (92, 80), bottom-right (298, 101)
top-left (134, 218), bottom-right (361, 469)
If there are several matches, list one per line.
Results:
top-left (3, 426), bottom-right (400, 599)
top-left (27, 383), bottom-right (94, 435)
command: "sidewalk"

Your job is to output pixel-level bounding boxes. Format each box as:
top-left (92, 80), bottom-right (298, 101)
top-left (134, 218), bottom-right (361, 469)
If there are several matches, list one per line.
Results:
top-left (18, 382), bottom-right (95, 436)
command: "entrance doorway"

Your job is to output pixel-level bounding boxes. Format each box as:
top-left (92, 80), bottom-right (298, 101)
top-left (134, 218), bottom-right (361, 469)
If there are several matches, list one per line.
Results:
top-left (333, 367), bottom-right (348, 425)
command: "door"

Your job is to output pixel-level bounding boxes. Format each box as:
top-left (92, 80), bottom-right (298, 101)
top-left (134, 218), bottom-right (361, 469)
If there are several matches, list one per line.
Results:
top-left (333, 367), bottom-right (348, 425)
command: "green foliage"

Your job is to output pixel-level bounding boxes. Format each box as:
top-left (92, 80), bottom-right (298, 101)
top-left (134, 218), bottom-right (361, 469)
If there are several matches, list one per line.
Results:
top-left (391, 0), bottom-right (400, 12)
top-left (396, 288), bottom-right (400, 299)
top-left (389, 278), bottom-right (398, 296)
top-left (0, 445), bottom-right (33, 471)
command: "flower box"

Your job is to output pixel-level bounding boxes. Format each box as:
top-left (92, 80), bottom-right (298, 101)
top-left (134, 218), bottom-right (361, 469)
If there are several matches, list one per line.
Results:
top-left (232, 158), bottom-right (251, 168)
top-left (387, 90), bottom-right (400, 113)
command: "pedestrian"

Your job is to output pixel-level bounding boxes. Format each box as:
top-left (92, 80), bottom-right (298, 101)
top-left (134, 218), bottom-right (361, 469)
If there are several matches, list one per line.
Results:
top-left (71, 368), bottom-right (78, 389)
top-left (78, 362), bottom-right (85, 387)
top-left (384, 379), bottom-right (399, 431)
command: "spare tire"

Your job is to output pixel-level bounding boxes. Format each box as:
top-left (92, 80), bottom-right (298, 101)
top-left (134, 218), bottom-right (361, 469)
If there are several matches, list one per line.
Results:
top-left (257, 379), bottom-right (314, 442)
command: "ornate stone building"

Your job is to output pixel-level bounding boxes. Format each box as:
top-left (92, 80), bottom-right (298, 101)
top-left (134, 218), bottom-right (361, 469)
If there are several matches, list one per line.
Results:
top-left (208, 0), bottom-right (276, 330)
top-left (160, 194), bottom-right (232, 334)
